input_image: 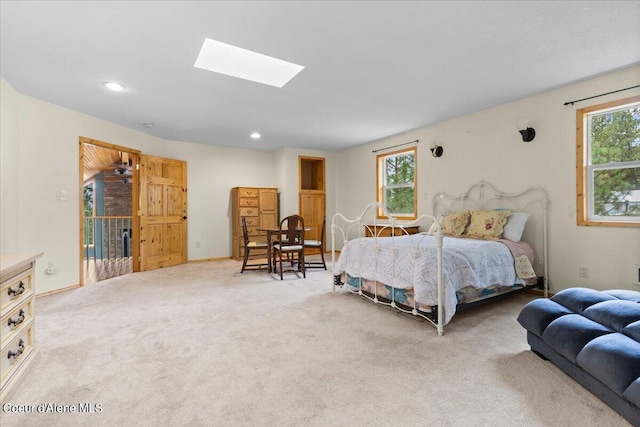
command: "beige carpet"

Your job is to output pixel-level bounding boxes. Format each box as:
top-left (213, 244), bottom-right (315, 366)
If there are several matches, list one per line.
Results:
top-left (0, 258), bottom-right (631, 427)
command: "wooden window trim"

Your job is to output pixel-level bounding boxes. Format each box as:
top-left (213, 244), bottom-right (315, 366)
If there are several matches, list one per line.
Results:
top-left (576, 94), bottom-right (640, 227)
top-left (376, 146), bottom-right (417, 220)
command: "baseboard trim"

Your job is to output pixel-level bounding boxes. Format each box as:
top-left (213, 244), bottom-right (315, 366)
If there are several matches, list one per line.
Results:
top-left (188, 257), bottom-right (233, 263)
top-left (37, 283), bottom-right (81, 298)
top-left (524, 288), bottom-right (555, 297)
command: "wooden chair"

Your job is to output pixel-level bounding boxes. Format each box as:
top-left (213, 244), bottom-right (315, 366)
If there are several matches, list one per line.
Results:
top-left (304, 216), bottom-right (326, 270)
top-left (272, 215), bottom-right (305, 280)
top-left (240, 217), bottom-right (269, 273)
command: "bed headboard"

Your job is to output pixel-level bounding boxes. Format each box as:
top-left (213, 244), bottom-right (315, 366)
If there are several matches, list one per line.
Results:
top-left (330, 201), bottom-right (439, 242)
top-left (330, 181), bottom-right (549, 295)
top-left (432, 181), bottom-right (549, 291)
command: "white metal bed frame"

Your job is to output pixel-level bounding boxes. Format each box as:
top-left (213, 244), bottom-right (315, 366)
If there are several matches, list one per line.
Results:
top-left (330, 181), bottom-right (549, 336)
top-left (332, 203), bottom-right (445, 333)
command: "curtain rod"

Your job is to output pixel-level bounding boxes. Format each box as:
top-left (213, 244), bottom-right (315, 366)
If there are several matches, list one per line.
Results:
top-left (563, 85), bottom-right (640, 106)
top-left (372, 139), bottom-right (419, 153)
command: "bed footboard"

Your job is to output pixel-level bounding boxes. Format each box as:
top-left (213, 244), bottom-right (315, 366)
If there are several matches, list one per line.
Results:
top-left (331, 202), bottom-right (445, 335)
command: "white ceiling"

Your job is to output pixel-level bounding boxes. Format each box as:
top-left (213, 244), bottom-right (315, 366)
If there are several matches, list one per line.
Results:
top-left (2, 1), bottom-right (639, 152)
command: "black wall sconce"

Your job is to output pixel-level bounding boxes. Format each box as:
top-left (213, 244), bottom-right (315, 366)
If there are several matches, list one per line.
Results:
top-left (430, 145), bottom-right (444, 158)
top-left (519, 127), bottom-right (536, 142)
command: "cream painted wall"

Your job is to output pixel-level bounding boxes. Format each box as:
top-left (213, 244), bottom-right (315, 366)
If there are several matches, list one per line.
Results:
top-left (0, 77), bottom-right (285, 294)
top-left (274, 148), bottom-right (297, 218)
top-left (0, 79), bottom-right (21, 253)
top-left (3, 65), bottom-right (638, 296)
top-left (164, 141), bottom-right (277, 261)
top-left (335, 66), bottom-right (640, 293)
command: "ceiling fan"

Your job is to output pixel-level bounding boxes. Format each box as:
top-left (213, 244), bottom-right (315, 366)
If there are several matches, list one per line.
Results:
top-left (100, 152), bottom-right (133, 184)
top-left (113, 152), bottom-right (132, 175)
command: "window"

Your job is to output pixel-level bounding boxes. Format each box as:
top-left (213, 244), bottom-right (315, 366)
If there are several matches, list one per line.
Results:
top-left (83, 183), bottom-right (95, 245)
top-left (376, 147), bottom-right (417, 219)
top-left (577, 95), bottom-right (640, 226)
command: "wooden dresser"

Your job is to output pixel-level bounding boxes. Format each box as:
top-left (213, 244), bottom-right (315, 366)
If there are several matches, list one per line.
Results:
top-left (231, 187), bottom-right (278, 261)
top-left (364, 224), bottom-right (421, 237)
top-left (1, 253), bottom-right (42, 402)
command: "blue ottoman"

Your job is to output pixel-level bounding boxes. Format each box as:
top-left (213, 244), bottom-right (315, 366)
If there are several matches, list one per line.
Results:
top-left (517, 287), bottom-right (640, 426)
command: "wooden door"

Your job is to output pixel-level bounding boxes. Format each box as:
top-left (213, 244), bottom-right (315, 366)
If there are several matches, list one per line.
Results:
top-left (299, 193), bottom-right (325, 250)
top-left (299, 156), bottom-right (326, 253)
top-left (139, 155), bottom-right (187, 271)
top-left (259, 189), bottom-right (278, 229)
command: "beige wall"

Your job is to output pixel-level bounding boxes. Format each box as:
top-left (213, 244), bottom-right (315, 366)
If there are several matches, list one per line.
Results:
top-left (1, 77), bottom-right (335, 294)
top-left (0, 78), bottom-right (21, 253)
top-left (335, 65), bottom-right (640, 293)
top-left (2, 65), bottom-right (639, 296)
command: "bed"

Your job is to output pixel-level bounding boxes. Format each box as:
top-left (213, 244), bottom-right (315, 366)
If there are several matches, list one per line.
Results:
top-left (331, 181), bottom-right (549, 336)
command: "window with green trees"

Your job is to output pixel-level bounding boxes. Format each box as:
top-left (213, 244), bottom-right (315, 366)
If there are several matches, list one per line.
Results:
top-left (577, 95), bottom-right (640, 226)
top-left (376, 147), bottom-right (417, 219)
top-left (84, 183), bottom-right (95, 244)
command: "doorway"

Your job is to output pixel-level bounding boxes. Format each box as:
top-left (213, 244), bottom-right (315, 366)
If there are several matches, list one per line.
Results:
top-left (79, 137), bottom-right (140, 285)
top-left (298, 156), bottom-right (326, 254)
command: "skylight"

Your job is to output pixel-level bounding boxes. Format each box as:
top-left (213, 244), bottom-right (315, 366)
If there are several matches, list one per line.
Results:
top-left (194, 38), bottom-right (304, 88)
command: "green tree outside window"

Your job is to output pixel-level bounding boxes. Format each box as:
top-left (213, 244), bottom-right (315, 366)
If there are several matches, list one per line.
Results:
top-left (588, 105), bottom-right (640, 218)
top-left (84, 184), bottom-right (94, 244)
top-left (377, 147), bottom-right (416, 219)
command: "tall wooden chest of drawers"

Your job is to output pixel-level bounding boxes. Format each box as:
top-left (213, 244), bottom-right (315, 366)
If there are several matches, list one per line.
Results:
top-left (231, 187), bottom-right (278, 261)
top-left (0, 253), bottom-right (42, 402)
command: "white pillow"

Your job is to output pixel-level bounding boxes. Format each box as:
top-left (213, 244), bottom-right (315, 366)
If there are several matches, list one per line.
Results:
top-left (502, 212), bottom-right (529, 242)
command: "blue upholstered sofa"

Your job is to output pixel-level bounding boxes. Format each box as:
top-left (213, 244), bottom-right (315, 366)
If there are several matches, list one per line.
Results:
top-left (517, 287), bottom-right (640, 426)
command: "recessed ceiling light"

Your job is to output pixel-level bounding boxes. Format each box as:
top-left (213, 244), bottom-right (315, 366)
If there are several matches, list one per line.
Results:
top-left (194, 38), bottom-right (304, 88)
top-left (104, 82), bottom-right (126, 92)
top-left (142, 123), bottom-right (154, 128)
top-left (250, 132), bottom-right (261, 139)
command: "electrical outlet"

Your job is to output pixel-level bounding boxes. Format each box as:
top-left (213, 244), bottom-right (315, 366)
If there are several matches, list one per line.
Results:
top-left (196, 242), bottom-right (201, 248)
top-left (634, 265), bottom-right (640, 286)
top-left (578, 266), bottom-right (589, 278)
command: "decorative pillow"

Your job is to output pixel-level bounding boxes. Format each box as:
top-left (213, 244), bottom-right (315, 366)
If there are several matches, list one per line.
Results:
top-left (466, 210), bottom-right (510, 239)
top-left (439, 211), bottom-right (470, 236)
top-left (502, 212), bottom-right (529, 242)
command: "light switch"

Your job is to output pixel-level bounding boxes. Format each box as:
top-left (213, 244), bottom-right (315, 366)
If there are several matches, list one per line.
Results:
top-left (56, 190), bottom-right (68, 201)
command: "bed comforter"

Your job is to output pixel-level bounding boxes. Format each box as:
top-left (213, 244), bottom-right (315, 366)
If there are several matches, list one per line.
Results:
top-left (334, 234), bottom-right (533, 325)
